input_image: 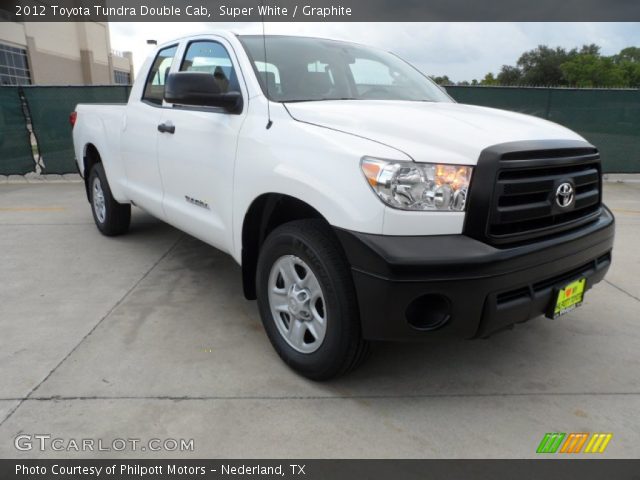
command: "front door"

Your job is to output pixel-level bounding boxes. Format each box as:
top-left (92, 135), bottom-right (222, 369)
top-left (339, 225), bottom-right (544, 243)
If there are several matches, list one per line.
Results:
top-left (156, 39), bottom-right (247, 252)
top-left (121, 44), bottom-right (178, 219)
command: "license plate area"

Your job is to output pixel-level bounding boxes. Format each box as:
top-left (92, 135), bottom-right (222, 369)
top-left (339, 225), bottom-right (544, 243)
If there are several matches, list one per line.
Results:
top-left (546, 278), bottom-right (586, 319)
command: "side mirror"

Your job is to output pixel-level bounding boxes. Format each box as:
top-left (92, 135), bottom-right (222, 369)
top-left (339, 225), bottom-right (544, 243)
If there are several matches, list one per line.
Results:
top-left (164, 72), bottom-right (242, 113)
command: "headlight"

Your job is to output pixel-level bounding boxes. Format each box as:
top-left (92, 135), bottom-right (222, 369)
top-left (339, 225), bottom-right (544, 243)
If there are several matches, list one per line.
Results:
top-left (361, 157), bottom-right (472, 211)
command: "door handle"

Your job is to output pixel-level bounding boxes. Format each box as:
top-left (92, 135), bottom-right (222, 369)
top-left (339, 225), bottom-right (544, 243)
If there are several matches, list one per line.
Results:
top-left (157, 123), bottom-right (175, 134)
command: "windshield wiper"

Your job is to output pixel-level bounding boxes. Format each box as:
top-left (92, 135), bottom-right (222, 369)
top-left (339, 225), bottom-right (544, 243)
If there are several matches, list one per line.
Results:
top-left (282, 97), bottom-right (357, 103)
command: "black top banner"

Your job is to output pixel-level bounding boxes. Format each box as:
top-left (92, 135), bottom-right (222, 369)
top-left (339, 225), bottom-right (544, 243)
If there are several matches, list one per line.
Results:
top-left (0, 0), bottom-right (639, 22)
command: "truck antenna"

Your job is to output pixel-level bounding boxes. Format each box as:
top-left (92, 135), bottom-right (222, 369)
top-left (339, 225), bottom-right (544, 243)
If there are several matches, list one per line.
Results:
top-left (261, 9), bottom-right (273, 129)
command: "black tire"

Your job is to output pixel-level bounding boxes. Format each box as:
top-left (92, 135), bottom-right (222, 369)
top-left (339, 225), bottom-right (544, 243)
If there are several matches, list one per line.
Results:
top-left (88, 163), bottom-right (131, 236)
top-left (256, 219), bottom-right (369, 380)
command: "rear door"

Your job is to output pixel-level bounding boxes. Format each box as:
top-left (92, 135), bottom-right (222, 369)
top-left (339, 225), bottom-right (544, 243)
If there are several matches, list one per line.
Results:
top-left (156, 38), bottom-right (247, 252)
top-left (121, 44), bottom-right (178, 219)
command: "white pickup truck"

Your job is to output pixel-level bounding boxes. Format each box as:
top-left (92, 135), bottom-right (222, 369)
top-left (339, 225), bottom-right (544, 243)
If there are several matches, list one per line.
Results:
top-left (72, 32), bottom-right (614, 379)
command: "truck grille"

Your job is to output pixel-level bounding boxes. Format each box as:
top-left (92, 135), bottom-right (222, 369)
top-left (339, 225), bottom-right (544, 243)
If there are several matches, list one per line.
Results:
top-left (490, 151), bottom-right (601, 238)
top-left (464, 143), bottom-right (603, 246)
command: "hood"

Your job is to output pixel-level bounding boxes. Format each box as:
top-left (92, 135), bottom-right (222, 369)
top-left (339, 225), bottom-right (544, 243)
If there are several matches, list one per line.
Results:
top-left (284, 100), bottom-right (585, 164)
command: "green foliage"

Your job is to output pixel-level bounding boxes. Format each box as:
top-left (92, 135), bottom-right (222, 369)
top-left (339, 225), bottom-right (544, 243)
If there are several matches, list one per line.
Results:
top-left (577, 44), bottom-right (601, 56)
top-left (480, 44), bottom-right (640, 87)
top-left (432, 75), bottom-right (453, 86)
top-left (614, 47), bottom-right (640, 63)
top-left (497, 66), bottom-right (522, 85)
top-left (560, 55), bottom-right (626, 88)
top-left (481, 73), bottom-right (497, 85)
top-left (517, 45), bottom-right (572, 85)
top-left (619, 61), bottom-right (640, 86)
top-left (613, 47), bottom-right (640, 87)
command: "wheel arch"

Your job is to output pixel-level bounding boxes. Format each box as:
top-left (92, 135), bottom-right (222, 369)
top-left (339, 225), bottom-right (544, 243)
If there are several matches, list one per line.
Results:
top-left (83, 143), bottom-right (101, 201)
top-left (241, 193), bottom-right (333, 300)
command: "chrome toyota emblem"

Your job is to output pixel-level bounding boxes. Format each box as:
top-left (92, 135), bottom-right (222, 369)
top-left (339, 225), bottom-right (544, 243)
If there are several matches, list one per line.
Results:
top-left (555, 182), bottom-right (575, 208)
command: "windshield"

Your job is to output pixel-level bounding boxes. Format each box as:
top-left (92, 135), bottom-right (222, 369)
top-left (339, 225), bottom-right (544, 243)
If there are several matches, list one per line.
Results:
top-left (238, 35), bottom-right (452, 103)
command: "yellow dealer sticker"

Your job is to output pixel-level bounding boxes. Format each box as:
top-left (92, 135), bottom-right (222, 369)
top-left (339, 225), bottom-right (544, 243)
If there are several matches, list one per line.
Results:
top-left (548, 278), bottom-right (586, 319)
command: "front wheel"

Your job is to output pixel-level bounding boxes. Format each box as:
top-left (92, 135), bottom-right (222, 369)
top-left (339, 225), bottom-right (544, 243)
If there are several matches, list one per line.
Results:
top-left (256, 219), bottom-right (369, 380)
top-left (88, 163), bottom-right (131, 236)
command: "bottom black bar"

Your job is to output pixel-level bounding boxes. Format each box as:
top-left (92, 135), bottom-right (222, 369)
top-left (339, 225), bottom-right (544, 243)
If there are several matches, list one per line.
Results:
top-left (1, 459), bottom-right (638, 480)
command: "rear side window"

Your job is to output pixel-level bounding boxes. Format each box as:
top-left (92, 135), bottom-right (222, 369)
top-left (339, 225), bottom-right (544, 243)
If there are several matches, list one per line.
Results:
top-left (142, 45), bottom-right (178, 105)
top-left (180, 41), bottom-right (240, 93)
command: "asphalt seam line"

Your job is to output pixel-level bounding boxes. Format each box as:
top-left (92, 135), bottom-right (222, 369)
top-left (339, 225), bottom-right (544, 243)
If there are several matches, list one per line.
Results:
top-left (0, 392), bottom-right (639, 402)
top-left (0, 222), bottom-right (160, 226)
top-left (0, 234), bottom-right (184, 428)
top-left (0, 207), bottom-right (65, 212)
top-left (605, 279), bottom-right (640, 303)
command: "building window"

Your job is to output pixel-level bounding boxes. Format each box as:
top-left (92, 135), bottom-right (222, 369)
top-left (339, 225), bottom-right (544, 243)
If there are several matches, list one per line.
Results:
top-left (0, 43), bottom-right (31, 85)
top-left (114, 70), bottom-right (131, 85)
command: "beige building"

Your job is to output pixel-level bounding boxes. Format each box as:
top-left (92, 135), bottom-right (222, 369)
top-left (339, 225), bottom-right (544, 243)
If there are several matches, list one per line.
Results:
top-left (0, 20), bottom-right (134, 86)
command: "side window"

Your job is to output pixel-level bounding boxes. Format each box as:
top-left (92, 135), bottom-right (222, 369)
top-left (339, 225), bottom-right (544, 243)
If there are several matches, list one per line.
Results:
top-left (142, 45), bottom-right (178, 105)
top-left (180, 41), bottom-right (240, 93)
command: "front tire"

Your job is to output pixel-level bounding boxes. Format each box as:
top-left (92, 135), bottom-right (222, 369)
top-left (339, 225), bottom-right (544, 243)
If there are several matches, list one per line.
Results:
top-left (256, 220), bottom-right (369, 380)
top-left (88, 163), bottom-right (131, 236)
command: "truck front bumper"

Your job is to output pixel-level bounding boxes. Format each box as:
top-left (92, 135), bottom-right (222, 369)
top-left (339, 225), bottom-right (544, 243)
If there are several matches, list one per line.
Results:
top-left (334, 207), bottom-right (615, 340)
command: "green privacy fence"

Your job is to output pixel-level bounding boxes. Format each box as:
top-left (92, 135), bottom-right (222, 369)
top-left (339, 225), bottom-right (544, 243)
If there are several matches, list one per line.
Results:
top-left (0, 87), bottom-right (34, 175)
top-left (0, 85), bottom-right (638, 174)
top-left (447, 86), bottom-right (640, 173)
top-left (23, 86), bottom-right (130, 174)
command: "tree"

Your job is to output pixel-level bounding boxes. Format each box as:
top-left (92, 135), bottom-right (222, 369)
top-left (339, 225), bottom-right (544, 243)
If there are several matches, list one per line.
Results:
top-left (613, 46), bottom-right (640, 63)
top-left (497, 65), bottom-right (522, 85)
top-left (432, 75), bottom-right (453, 86)
top-left (577, 44), bottom-right (601, 56)
top-left (457, 44), bottom-right (640, 87)
top-left (613, 47), bottom-right (640, 87)
top-left (619, 61), bottom-right (640, 87)
top-left (481, 73), bottom-right (497, 85)
top-left (560, 55), bottom-right (626, 87)
top-left (516, 45), bottom-right (573, 86)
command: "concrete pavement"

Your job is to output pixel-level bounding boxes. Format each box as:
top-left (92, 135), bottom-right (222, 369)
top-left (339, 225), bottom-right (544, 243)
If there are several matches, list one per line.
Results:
top-left (0, 181), bottom-right (638, 458)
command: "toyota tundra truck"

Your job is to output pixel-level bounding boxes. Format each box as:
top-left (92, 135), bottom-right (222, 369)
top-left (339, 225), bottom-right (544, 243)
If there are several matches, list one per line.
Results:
top-left (71, 32), bottom-right (615, 379)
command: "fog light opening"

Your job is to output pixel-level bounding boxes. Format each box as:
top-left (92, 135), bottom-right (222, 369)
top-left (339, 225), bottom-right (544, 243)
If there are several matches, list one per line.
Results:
top-left (406, 294), bottom-right (451, 331)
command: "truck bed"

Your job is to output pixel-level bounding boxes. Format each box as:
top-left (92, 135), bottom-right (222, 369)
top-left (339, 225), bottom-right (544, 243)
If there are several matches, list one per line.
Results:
top-left (72, 104), bottom-right (127, 178)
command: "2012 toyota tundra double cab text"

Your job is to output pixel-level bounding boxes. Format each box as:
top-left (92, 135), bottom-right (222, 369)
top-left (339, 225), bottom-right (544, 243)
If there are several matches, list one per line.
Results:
top-left (71, 32), bottom-right (615, 380)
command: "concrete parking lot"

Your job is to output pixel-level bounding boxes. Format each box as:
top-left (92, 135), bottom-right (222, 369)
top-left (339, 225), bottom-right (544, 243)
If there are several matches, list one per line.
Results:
top-left (0, 178), bottom-right (638, 458)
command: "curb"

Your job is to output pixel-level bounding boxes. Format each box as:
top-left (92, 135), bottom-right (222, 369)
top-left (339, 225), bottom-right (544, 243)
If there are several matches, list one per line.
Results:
top-left (2, 174), bottom-right (83, 184)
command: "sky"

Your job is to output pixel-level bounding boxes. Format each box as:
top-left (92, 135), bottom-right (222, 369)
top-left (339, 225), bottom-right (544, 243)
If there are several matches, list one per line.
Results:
top-left (110, 22), bottom-right (640, 83)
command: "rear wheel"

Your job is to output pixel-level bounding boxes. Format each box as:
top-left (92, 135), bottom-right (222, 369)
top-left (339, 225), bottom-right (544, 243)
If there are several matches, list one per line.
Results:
top-left (88, 163), bottom-right (130, 236)
top-left (256, 219), bottom-right (369, 380)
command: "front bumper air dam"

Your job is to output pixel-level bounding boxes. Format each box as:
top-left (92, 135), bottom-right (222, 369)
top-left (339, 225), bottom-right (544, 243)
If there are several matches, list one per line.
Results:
top-left (334, 207), bottom-right (615, 341)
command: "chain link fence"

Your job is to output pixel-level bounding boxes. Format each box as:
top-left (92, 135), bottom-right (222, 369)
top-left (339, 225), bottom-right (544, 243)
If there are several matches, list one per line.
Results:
top-left (22, 86), bottom-right (130, 174)
top-left (0, 85), bottom-right (130, 176)
top-left (0, 85), bottom-right (638, 175)
top-left (0, 86), bottom-right (35, 175)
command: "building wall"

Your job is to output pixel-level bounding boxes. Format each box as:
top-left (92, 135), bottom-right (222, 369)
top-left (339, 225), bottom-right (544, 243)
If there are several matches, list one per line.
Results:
top-left (0, 22), bottom-right (133, 85)
top-left (0, 21), bottom-right (26, 46)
